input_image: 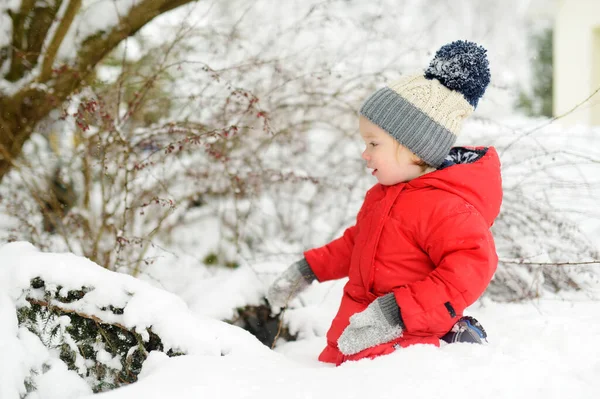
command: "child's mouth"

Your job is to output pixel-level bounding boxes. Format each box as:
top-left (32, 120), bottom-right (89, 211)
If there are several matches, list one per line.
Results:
top-left (372, 169), bottom-right (377, 176)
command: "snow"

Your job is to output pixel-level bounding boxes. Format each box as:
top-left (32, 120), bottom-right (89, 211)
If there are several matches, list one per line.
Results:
top-left (91, 299), bottom-right (600, 399)
top-left (56, 0), bottom-right (140, 61)
top-left (1, 242), bottom-right (599, 399)
top-left (33, 359), bottom-right (92, 399)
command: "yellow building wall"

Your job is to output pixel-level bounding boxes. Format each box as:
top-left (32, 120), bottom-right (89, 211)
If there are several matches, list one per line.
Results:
top-left (554, 0), bottom-right (600, 126)
top-left (592, 27), bottom-right (600, 126)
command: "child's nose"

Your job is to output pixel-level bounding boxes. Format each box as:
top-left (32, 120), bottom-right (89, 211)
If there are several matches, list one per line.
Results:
top-left (361, 149), bottom-right (369, 161)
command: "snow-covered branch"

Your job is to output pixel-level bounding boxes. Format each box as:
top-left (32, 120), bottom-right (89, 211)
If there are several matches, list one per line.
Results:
top-left (0, 0), bottom-right (197, 182)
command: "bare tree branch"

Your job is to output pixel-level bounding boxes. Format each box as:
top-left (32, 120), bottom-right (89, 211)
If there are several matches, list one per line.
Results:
top-left (500, 259), bottom-right (600, 266)
top-left (502, 85), bottom-right (600, 155)
top-left (38, 0), bottom-right (82, 82)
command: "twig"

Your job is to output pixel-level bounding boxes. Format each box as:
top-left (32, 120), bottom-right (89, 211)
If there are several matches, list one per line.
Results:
top-left (26, 297), bottom-right (130, 332)
top-left (502, 85), bottom-right (600, 155)
top-left (271, 307), bottom-right (287, 350)
top-left (500, 259), bottom-right (600, 266)
top-left (270, 278), bottom-right (306, 349)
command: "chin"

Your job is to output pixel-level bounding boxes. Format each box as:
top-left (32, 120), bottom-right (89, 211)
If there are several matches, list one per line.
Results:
top-left (378, 179), bottom-right (401, 186)
top-left (378, 176), bottom-right (410, 185)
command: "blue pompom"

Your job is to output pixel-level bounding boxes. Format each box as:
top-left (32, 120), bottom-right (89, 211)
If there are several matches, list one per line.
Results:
top-left (424, 40), bottom-right (490, 108)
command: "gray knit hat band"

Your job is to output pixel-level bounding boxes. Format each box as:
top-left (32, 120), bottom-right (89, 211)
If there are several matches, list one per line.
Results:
top-left (360, 87), bottom-right (457, 168)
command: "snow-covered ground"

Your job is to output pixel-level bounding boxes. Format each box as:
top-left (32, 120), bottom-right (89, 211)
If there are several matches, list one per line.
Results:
top-left (99, 300), bottom-right (600, 399)
top-left (1, 242), bottom-right (599, 399)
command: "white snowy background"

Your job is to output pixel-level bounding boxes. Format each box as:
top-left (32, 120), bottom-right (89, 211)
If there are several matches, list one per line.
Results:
top-left (2, 0), bottom-right (600, 398)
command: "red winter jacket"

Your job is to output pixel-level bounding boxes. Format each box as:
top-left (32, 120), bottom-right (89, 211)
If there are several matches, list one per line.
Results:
top-left (304, 147), bottom-right (502, 365)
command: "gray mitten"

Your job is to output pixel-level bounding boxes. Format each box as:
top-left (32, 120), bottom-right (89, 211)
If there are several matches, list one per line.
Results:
top-left (337, 293), bottom-right (404, 355)
top-left (267, 259), bottom-right (316, 309)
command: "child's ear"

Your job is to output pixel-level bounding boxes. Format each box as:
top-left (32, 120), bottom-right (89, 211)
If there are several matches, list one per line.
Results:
top-left (411, 152), bottom-right (431, 169)
top-left (410, 152), bottom-right (423, 164)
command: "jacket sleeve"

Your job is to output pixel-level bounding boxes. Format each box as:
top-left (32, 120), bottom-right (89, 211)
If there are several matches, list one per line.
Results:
top-left (391, 211), bottom-right (497, 335)
top-left (303, 224), bottom-right (357, 282)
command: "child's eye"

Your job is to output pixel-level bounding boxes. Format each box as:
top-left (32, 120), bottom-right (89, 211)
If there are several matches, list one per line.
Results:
top-left (369, 142), bottom-right (377, 147)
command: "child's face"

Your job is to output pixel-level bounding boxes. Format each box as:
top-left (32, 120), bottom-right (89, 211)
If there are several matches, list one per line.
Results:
top-left (359, 116), bottom-right (428, 185)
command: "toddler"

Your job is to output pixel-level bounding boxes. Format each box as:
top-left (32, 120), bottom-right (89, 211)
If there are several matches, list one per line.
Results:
top-left (268, 40), bottom-right (502, 365)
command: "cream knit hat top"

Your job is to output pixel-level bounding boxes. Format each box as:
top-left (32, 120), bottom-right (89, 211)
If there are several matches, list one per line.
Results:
top-left (360, 40), bottom-right (491, 168)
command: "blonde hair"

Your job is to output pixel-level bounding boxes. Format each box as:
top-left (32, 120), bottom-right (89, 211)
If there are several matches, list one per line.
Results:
top-left (393, 140), bottom-right (435, 172)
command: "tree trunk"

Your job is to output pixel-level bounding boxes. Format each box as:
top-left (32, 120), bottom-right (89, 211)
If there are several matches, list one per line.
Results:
top-left (0, 98), bottom-right (27, 179)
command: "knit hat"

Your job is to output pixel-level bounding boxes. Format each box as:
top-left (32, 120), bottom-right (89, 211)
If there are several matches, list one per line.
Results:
top-left (359, 40), bottom-right (491, 168)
